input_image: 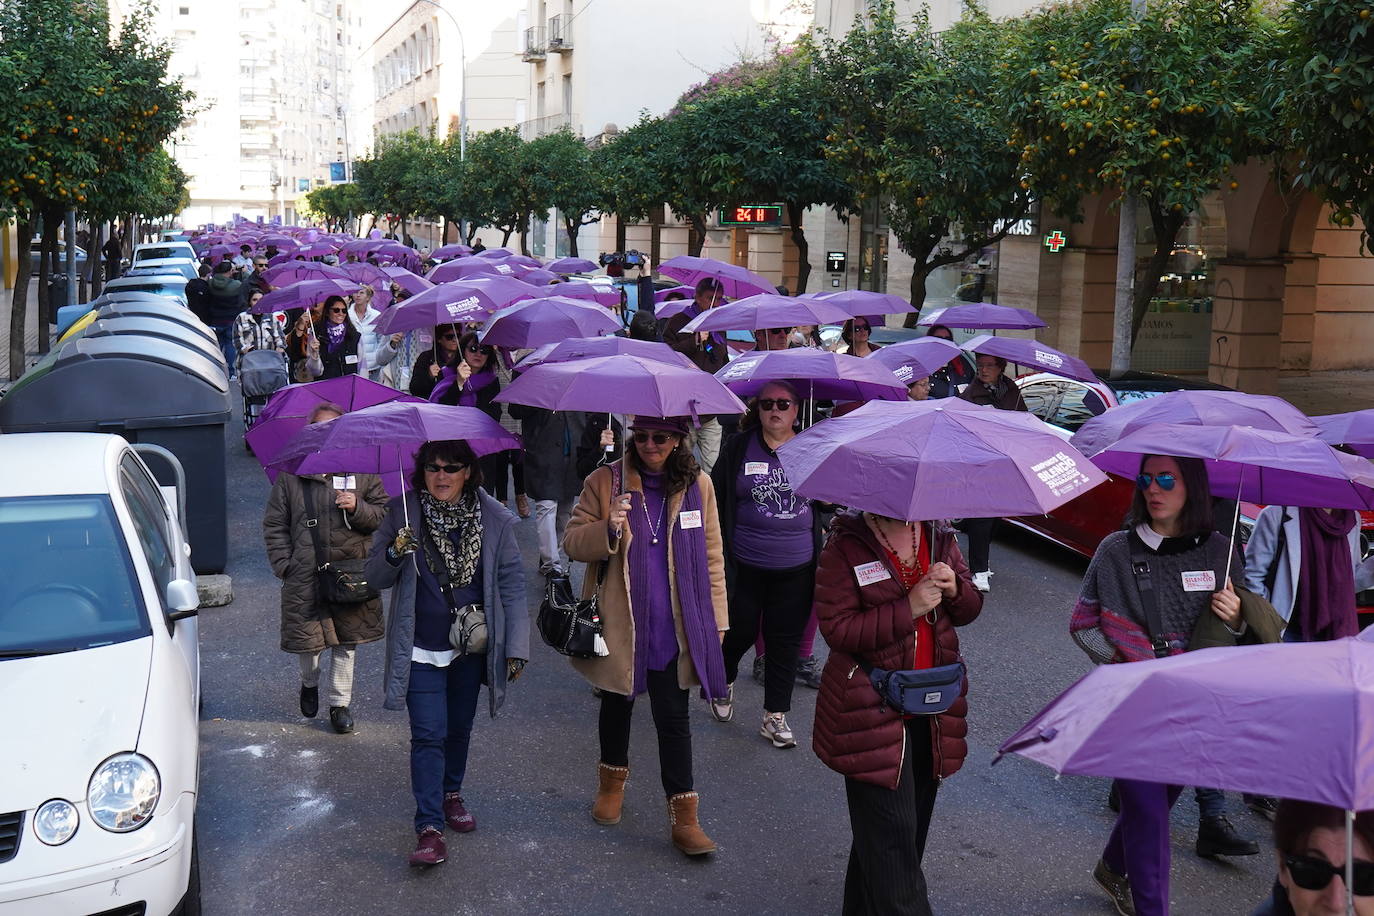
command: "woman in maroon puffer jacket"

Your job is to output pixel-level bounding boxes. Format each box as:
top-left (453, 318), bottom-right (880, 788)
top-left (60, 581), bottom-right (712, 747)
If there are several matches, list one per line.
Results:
top-left (813, 510), bottom-right (983, 916)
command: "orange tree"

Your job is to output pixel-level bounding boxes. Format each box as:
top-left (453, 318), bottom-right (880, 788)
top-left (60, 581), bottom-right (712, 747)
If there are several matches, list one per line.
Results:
top-left (804, 1), bottom-right (1032, 313)
top-left (598, 114), bottom-right (719, 257)
top-left (999, 0), bottom-right (1274, 342)
top-left (1270, 0), bottom-right (1374, 241)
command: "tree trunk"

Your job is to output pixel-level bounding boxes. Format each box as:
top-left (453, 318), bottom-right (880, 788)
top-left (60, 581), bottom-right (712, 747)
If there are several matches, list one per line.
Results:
top-left (901, 237), bottom-right (941, 328)
top-left (501, 225), bottom-right (515, 247)
top-left (786, 201), bottom-right (810, 295)
top-left (36, 217), bottom-right (54, 355)
top-left (441, 217), bottom-right (450, 246)
top-left (1128, 204), bottom-right (1187, 345)
top-left (614, 216), bottom-right (626, 255)
top-left (8, 219), bottom-right (33, 380)
top-left (88, 223), bottom-right (104, 300)
top-left (687, 214), bottom-right (707, 258)
top-left (564, 217), bottom-right (580, 257)
top-left (519, 223), bottom-right (530, 256)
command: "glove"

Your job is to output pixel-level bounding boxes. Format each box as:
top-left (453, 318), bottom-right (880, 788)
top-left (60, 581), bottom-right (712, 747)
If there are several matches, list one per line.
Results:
top-left (506, 658), bottom-right (527, 681)
top-left (387, 525), bottom-right (419, 562)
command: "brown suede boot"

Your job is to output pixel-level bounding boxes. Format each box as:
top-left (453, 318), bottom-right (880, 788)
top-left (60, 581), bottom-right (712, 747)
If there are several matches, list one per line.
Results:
top-left (592, 763), bottom-right (629, 825)
top-left (667, 791), bottom-right (716, 855)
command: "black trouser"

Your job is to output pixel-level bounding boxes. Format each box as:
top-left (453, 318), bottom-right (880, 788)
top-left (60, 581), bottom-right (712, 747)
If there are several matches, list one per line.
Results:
top-left (721, 560), bottom-right (815, 713)
top-left (598, 659), bottom-right (692, 797)
top-left (479, 450), bottom-right (524, 502)
top-left (842, 719), bottom-right (937, 916)
top-left (962, 517), bottom-right (997, 573)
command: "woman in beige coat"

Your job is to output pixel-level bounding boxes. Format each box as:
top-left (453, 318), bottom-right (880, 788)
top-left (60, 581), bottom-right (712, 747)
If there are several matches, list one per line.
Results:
top-left (563, 415), bottom-right (729, 857)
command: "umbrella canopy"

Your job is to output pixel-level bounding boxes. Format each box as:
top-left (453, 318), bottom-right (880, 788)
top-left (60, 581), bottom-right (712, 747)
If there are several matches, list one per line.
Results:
top-left (918, 303), bottom-right (1047, 330)
top-left (474, 248), bottom-right (518, 260)
top-left (479, 297), bottom-right (621, 349)
top-left (680, 294), bottom-right (853, 333)
top-left (515, 267), bottom-right (560, 285)
top-left (715, 349), bottom-right (909, 402)
top-left (776, 399), bottom-right (1107, 521)
top-left (428, 257), bottom-right (514, 283)
top-left (1088, 422), bottom-right (1374, 510)
top-left (654, 285), bottom-right (696, 303)
top-left (373, 278), bottom-right (535, 335)
top-left (1314, 410), bottom-right (1374, 459)
top-left (430, 243), bottom-right (471, 261)
top-left (268, 402), bottom-right (521, 495)
top-left (1071, 389), bottom-right (1322, 459)
top-left (547, 256), bottom-right (598, 274)
top-left (963, 334), bottom-right (1096, 383)
top-left (869, 337), bottom-right (966, 384)
top-left (298, 241), bottom-right (339, 258)
top-left (515, 336), bottom-right (695, 372)
top-left (251, 278), bottom-right (360, 314)
top-left (339, 260), bottom-right (392, 290)
top-left (379, 264), bottom-right (434, 296)
top-left (803, 289), bottom-right (916, 316)
top-left (530, 281), bottom-right (621, 309)
top-left (245, 376), bottom-right (424, 469)
top-left (660, 255), bottom-right (776, 299)
top-left (495, 354), bottom-right (747, 420)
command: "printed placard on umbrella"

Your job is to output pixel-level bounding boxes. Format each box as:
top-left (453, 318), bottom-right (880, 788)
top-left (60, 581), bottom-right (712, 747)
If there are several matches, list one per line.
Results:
top-left (963, 335), bottom-right (1095, 383)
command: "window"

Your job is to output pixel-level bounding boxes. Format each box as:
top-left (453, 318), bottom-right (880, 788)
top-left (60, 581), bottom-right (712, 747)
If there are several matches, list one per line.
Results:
top-left (179, 5), bottom-right (190, 13)
top-left (1019, 381), bottom-right (1065, 424)
top-left (119, 453), bottom-right (177, 595)
top-left (1049, 384), bottom-right (1107, 433)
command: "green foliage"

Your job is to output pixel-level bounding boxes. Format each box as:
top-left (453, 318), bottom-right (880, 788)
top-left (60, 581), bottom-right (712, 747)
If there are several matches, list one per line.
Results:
top-left (462, 127), bottom-right (551, 245)
top-left (599, 114), bottom-right (717, 238)
top-left (303, 183), bottom-right (361, 232)
top-left (352, 130), bottom-right (438, 228)
top-left (528, 129), bottom-right (604, 255)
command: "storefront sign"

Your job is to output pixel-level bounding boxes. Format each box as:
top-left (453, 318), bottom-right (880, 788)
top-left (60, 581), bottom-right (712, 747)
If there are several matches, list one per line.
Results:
top-left (1044, 230), bottom-right (1067, 253)
top-left (826, 251), bottom-right (847, 273)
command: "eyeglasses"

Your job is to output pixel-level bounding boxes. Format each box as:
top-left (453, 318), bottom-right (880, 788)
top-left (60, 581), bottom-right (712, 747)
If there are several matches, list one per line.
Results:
top-left (466, 343), bottom-right (491, 354)
top-left (439, 333), bottom-right (459, 341)
top-left (1135, 473), bottom-right (1178, 491)
top-left (424, 462), bottom-right (468, 474)
top-left (758, 398), bottom-right (793, 411)
top-left (632, 431), bottom-right (674, 446)
top-left (328, 306), bottom-right (347, 314)
top-left (1284, 854), bottom-right (1374, 896)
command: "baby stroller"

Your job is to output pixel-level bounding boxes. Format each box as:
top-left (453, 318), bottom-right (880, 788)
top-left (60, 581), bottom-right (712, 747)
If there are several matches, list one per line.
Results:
top-left (239, 349), bottom-right (289, 443)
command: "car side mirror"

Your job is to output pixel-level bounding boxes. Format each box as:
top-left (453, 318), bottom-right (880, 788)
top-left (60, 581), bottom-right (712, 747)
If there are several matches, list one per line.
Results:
top-left (166, 579), bottom-right (200, 619)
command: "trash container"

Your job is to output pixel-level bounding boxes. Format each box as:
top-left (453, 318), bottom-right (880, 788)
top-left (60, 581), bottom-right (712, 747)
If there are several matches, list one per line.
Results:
top-left (81, 317), bottom-right (226, 370)
top-left (47, 274), bottom-right (69, 309)
top-left (0, 334), bottom-right (232, 573)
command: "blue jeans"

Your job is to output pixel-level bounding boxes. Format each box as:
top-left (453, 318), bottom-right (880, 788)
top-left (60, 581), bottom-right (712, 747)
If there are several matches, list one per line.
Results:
top-left (406, 656), bottom-right (484, 832)
top-left (211, 324), bottom-right (237, 376)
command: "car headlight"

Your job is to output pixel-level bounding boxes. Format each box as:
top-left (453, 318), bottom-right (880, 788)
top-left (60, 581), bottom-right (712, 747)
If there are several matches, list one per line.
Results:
top-left (33, 799), bottom-right (79, 845)
top-left (87, 753), bottom-right (160, 833)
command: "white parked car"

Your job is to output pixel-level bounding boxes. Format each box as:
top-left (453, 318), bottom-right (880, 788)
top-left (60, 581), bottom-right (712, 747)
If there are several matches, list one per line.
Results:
top-left (132, 243), bottom-right (197, 266)
top-left (0, 433), bottom-right (202, 915)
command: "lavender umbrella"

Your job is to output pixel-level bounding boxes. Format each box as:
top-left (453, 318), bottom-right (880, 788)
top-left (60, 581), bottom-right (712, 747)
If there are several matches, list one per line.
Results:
top-left (430, 243), bottom-right (471, 261)
top-left (804, 289), bottom-right (916, 316)
top-left (495, 355), bottom-right (746, 421)
top-left (654, 285), bottom-right (696, 303)
top-left (515, 267), bottom-right (560, 285)
top-left (1314, 410), bottom-right (1374, 459)
top-left (373, 279), bottom-right (534, 335)
top-left (380, 264), bottom-right (434, 297)
top-left (963, 334), bottom-right (1096, 383)
top-left (516, 336), bottom-right (695, 372)
top-left (530, 281), bottom-right (621, 309)
top-left (245, 376), bottom-right (424, 469)
top-left (870, 337), bottom-right (965, 384)
top-left (474, 248), bottom-right (518, 260)
top-left (262, 261), bottom-right (350, 287)
top-left (776, 399), bottom-right (1107, 521)
top-left (340, 261), bottom-right (392, 291)
top-left (715, 349), bottom-right (909, 402)
top-left (547, 256), bottom-right (598, 274)
top-left (660, 255), bottom-right (775, 299)
top-left (681, 293), bottom-right (852, 333)
top-left (299, 241), bottom-right (339, 258)
top-left (251, 279), bottom-right (360, 315)
top-left (918, 303), bottom-right (1047, 330)
top-left (479, 297), bottom-right (621, 349)
top-left (428, 257), bottom-right (512, 283)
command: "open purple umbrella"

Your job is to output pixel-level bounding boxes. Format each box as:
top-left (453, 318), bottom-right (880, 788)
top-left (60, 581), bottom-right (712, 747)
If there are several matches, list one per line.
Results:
top-left (245, 376), bottom-right (424, 468)
top-left (547, 256), bottom-right (598, 275)
top-left (515, 267), bottom-right (560, 285)
top-left (963, 334), bottom-right (1096, 383)
top-left (340, 260), bottom-right (391, 291)
top-left (654, 285), bottom-right (696, 304)
top-left (776, 399), bottom-right (1107, 521)
top-left (660, 255), bottom-right (775, 300)
top-left (268, 402), bottom-right (521, 499)
top-left (430, 243), bottom-right (471, 261)
top-left (715, 349), bottom-right (908, 402)
top-left (373, 278), bottom-right (535, 335)
top-left (428, 257), bottom-right (513, 283)
top-left (1314, 410), bottom-right (1374, 459)
top-left (251, 278), bottom-right (360, 315)
top-left (299, 241), bottom-right (339, 258)
top-left (515, 336), bottom-right (695, 372)
top-left (530, 281), bottom-right (621, 309)
top-left (474, 248), bottom-right (518, 260)
top-left (380, 264), bottom-right (434, 297)
top-left (479, 297), bottom-right (621, 349)
top-left (496, 354), bottom-right (746, 421)
top-left (681, 293), bottom-right (852, 333)
top-left (869, 337), bottom-right (965, 384)
top-left (803, 289), bottom-right (916, 316)
top-left (918, 303), bottom-right (1047, 330)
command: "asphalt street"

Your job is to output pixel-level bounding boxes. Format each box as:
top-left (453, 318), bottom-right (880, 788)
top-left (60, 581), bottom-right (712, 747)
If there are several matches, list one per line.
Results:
top-left (199, 392), bottom-right (1275, 916)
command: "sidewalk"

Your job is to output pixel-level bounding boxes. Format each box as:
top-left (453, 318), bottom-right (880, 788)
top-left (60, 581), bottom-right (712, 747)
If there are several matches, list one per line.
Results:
top-left (0, 278), bottom-right (46, 386)
top-left (1279, 371), bottom-right (1374, 417)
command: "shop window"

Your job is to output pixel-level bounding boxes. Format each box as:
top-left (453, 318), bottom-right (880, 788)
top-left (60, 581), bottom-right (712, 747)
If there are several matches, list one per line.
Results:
top-left (1132, 192), bottom-right (1226, 375)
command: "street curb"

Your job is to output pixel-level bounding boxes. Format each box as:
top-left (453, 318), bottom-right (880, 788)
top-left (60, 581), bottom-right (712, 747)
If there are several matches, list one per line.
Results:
top-left (197, 574), bottom-right (234, 607)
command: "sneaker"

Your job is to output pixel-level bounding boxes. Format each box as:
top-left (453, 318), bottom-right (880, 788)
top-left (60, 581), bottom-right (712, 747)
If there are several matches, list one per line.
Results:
top-left (443, 793), bottom-right (476, 833)
top-left (795, 654), bottom-right (823, 689)
top-left (1244, 794), bottom-right (1280, 821)
top-left (1196, 815), bottom-right (1260, 858)
top-left (709, 683), bottom-right (734, 723)
top-left (408, 826), bottom-right (447, 867)
top-left (1092, 859), bottom-right (1135, 916)
top-left (972, 570), bottom-right (992, 593)
top-left (751, 654), bottom-right (766, 686)
top-left (760, 712), bottom-right (796, 749)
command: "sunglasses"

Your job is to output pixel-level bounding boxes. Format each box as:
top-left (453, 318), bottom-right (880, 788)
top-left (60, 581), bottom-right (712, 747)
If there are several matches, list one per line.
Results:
top-left (765, 327), bottom-right (789, 335)
top-left (632, 431), bottom-right (674, 446)
top-left (1284, 854), bottom-right (1374, 896)
top-left (758, 398), bottom-right (794, 411)
top-left (328, 306), bottom-right (347, 314)
top-left (466, 343), bottom-right (491, 354)
top-left (1135, 473), bottom-right (1178, 491)
top-left (853, 323), bottom-right (871, 332)
top-left (439, 333), bottom-right (459, 341)
top-left (423, 462), bottom-right (468, 474)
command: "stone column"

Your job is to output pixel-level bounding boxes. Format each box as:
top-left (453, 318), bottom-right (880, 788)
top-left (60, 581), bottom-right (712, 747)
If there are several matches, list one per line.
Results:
top-left (1208, 258), bottom-right (1286, 394)
top-left (747, 229), bottom-right (784, 288)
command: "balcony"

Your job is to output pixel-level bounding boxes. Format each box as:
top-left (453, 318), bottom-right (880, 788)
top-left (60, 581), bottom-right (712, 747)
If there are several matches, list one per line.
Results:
top-left (522, 26), bottom-right (546, 61)
top-left (519, 112), bottom-right (578, 140)
top-left (547, 15), bottom-right (572, 52)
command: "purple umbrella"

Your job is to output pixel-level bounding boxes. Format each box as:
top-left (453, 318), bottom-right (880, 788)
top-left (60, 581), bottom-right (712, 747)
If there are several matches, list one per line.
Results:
top-left (715, 349), bottom-right (909, 402)
top-left (299, 241), bottom-right (339, 258)
top-left (681, 293), bottom-right (853, 333)
top-left (269, 402), bottom-right (521, 499)
top-left (776, 399), bottom-right (1107, 521)
top-left (380, 264), bottom-right (434, 297)
top-left (515, 267), bottom-right (560, 285)
top-left (495, 354), bottom-right (746, 421)
top-left (515, 336), bottom-right (695, 372)
top-left (340, 261), bottom-right (391, 290)
top-left (479, 297), bottom-right (621, 349)
top-left (262, 261), bottom-right (350, 287)
top-left (207, 244), bottom-right (235, 263)
top-left (267, 252), bottom-right (295, 267)
top-left (804, 289), bottom-right (916, 316)
top-left (430, 243), bottom-right (471, 261)
top-left (918, 303), bottom-right (1047, 330)
top-left (530, 281), bottom-right (621, 309)
top-left (547, 256), bottom-right (598, 275)
top-left (428, 257), bottom-right (513, 283)
top-left (963, 334), bottom-right (1096, 383)
top-left (373, 279), bottom-right (534, 335)
top-left (869, 337), bottom-right (966, 384)
top-left (1314, 410), bottom-right (1374, 459)
top-left (245, 376), bottom-right (424, 469)
top-left (654, 285), bottom-right (695, 303)
top-left (252, 278), bottom-right (360, 315)
top-left (660, 255), bottom-right (776, 300)
top-left (474, 248), bottom-right (518, 260)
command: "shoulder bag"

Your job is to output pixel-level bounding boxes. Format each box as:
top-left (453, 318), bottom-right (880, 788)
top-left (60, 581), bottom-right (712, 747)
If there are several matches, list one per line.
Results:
top-left (306, 482), bottom-right (377, 605)
top-left (537, 463), bottom-right (617, 659)
top-left (418, 518), bottom-right (488, 656)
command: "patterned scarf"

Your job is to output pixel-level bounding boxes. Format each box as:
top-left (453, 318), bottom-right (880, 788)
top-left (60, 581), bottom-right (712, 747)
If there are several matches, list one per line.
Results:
top-left (325, 320), bottom-right (347, 351)
top-left (418, 489), bottom-right (482, 588)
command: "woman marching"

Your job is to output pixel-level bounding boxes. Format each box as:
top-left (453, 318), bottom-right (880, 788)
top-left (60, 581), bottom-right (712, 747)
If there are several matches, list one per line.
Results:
top-left (563, 416), bottom-right (729, 856)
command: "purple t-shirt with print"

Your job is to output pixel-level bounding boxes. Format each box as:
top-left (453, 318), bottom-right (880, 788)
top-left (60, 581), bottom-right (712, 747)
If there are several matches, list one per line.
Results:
top-left (733, 435), bottom-right (813, 568)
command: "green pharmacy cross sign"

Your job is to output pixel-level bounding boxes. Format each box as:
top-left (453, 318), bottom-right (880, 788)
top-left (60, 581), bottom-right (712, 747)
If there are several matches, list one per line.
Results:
top-left (1044, 230), bottom-right (1068, 253)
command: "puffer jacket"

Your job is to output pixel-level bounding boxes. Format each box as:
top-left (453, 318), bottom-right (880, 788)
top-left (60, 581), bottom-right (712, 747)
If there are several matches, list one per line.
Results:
top-left (263, 472), bottom-right (389, 652)
top-left (812, 512), bottom-right (983, 788)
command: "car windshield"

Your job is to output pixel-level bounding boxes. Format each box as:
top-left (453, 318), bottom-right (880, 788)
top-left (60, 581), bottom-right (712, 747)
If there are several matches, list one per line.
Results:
top-left (1113, 388), bottom-right (1171, 406)
top-left (135, 247), bottom-right (183, 261)
top-left (0, 495), bottom-right (149, 656)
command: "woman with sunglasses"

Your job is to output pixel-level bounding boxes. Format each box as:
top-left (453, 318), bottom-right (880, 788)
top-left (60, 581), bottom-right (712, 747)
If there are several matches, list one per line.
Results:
top-left (841, 317), bottom-right (882, 357)
top-left (365, 439), bottom-right (529, 868)
top-left (303, 295), bottom-right (365, 379)
top-left (564, 416), bottom-right (728, 857)
top-left (1253, 801), bottom-right (1374, 916)
top-left (431, 333), bottom-right (527, 513)
top-left (408, 325), bottom-right (461, 400)
top-left (925, 325), bottom-right (974, 399)
top-left (1070, 455), bottom-right (1249, 916)
top-left (709, 382), bottom-right (819, 748)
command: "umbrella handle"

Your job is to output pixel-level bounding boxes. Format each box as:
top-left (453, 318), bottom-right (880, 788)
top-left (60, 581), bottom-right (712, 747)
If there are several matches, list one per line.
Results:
top-left (1348, 809), bottom-right (1356, 916)
top-left (604, 411), bottom-right (614, 452)
top-left (1223, 469), bottom-right (1243, 589)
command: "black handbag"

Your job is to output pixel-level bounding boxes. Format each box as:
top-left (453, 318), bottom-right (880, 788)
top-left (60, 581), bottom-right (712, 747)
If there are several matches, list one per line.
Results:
top-left (856, 657), bottom-right (966, 716)
top-left (307, 482), bottom-right (377, 604)
top-left (538, 573), bottom-right (609, 659)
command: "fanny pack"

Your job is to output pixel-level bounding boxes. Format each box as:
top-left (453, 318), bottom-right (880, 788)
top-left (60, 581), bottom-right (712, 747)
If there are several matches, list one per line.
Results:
top-left (856, 658), bottom-right (966, 716)
top-left (420, 522), bottom-right (488, 656)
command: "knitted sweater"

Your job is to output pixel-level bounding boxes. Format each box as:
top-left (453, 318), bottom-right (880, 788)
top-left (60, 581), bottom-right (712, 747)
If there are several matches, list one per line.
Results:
top-left (1070, 528), bottom-right (1240, 664)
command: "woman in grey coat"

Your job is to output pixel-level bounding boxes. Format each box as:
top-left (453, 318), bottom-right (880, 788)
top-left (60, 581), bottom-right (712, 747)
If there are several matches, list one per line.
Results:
top-left (365, 439), bottom-right (529, 868)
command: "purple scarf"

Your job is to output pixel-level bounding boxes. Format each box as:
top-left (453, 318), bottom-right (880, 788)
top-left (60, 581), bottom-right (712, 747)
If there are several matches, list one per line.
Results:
top-left (325, 320), bottom-right (347, 352)
top-left (1294, 507), bottom-right (1358, 640)
top-left (429, 367), bottom-right (496, 405)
